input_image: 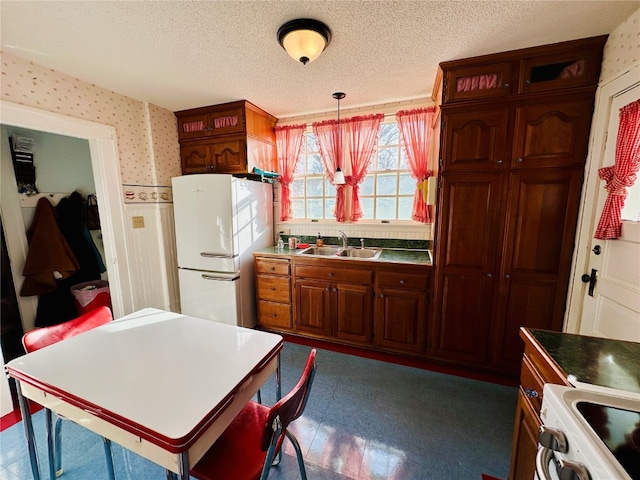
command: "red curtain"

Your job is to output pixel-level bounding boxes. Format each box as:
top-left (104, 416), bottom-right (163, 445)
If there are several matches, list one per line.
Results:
top-left (396, 107), bottom-right (436, 223)
top-left (275, 124), bottom-right (306, 222)
top-left (344, 114), bottom-right (384, 221)
top-left (312, 119), bottom-right (348, 221)
top-left (594, 99), bottom-right (640, 240)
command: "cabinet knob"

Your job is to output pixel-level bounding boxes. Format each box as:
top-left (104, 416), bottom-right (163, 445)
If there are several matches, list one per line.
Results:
top-left (487, 273), bottom-right (493, 278)
top-left (272, 313), bottom-right (277, 318)
top-left (270, 287), bottom-right (276, 291)
top-left (505, 274), bottom-right (511, 279)
top-left (399, 279), bottom-right (405, 285)
top-left (516, 158), bottom-right (523, 163)
top-left (329, 272), bottom-right (334, 277)
top-left (503, 83), bottom-right (510, 88)
top-left (524, 387), bottom-right (539, 398)
top-left (270, 266), bottom-right (275, 271)
top-left (380, 293), bottom-right (384, 298)
top-left (496, 159), bottom-right (503, 164)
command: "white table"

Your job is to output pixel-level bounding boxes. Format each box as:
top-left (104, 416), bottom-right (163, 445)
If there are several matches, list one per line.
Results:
top-left (6, 308), bottom-right (283, 480)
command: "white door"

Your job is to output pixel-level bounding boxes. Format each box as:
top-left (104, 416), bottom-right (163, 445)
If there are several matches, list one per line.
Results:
top-left (572, 73), bottom-right (640, 341)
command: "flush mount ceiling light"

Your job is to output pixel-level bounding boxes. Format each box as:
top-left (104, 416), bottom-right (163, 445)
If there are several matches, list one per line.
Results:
top-left (277, 18), bottom-right (331, 65)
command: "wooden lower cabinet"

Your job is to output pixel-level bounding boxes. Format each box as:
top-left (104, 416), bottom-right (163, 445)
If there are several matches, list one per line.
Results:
top-left (255, 258), bottom-right (292, 330)
top-left (255, 255), bottom-right (432, 358)
top-left (508, 328), bottom-right (571, 480)
top-left (294, 263), bottom-right (374, 345)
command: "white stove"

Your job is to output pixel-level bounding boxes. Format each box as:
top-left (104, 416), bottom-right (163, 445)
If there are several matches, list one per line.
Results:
top-left (536, 384), bottom-right (640, 480)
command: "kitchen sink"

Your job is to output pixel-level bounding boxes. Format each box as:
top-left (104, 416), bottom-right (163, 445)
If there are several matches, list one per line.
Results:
top-left (336, 248), bottom-right (381, 259)
top-left (299, 246), bottom-right (382, 259)
top-left (299, 246), bottom-right (343, 256)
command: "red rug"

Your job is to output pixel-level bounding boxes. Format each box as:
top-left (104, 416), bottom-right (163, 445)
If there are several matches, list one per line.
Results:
top-left (482, 475), bottom-right (502, 480)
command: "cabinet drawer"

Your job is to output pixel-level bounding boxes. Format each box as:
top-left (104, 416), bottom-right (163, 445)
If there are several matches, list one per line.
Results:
top-left (520, 354), bottom-right (545, 413)
top-left (256, 259), bottom-right (290, 276)
top-left (256, 275), bottom-right (290, 303)
top-left (377, 271), bottom-right (428, 291)
top-left (295, 265), bottom-right (373, 284)
top-left (257, 301), bottom-right (291, 329)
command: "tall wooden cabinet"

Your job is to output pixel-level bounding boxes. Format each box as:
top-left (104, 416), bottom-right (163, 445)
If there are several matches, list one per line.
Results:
top-left (433, 36), bottom-right (606, 375)
top-left (175, 100), bottom-right (277, 175)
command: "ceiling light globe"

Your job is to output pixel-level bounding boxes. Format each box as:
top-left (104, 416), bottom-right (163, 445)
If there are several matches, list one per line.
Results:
top-left (278, 19), bottom-right (331, 65)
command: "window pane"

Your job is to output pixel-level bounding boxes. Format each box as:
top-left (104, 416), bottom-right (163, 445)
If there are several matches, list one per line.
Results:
top-left (399, 173), bottom-right (414, 195)
top-left (306, 177), bottom-right (323, 197)
top-left (376, 197), bottom-right (396, 220)
top-left (378, 147), bottom-right (398, 170)
top-left (379, 123), bottom-right (399, 146)
top-left (377, 173), bottom-right (398, 195)
top-left (398, 197), bottom-right (413, 220)
top-left (325, 198), bottom-right (336, 219)
top-left (308, 154), bottom-right (324, 174)
top-left (400, 148), bottom-right (409, 169)
top-left (291, 199), bottom-right (305, 218)
top-left (360, 176), bottom-right (374, 196)
top-left (360, 198), bottom-right (374, 219)
top-left (307, 199), bottom-right (323, 218)
top-left (290, 178), bottom-right (304, 197)
top-left (307, 133), bottom-right (318, 152)
top-left (324, 178), bottom-right (336, 196)
top-left (295, 155), bottom-right (306, 174)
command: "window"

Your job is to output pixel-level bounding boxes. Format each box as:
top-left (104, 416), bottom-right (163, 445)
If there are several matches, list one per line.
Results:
top-left (290, 121), bottom-right (414, 221)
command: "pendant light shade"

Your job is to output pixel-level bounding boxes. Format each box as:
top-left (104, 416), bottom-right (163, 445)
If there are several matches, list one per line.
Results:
top-left (278, 19), bottom-right (331, 65)
top-left (333, 92), bottom-right (346, 185)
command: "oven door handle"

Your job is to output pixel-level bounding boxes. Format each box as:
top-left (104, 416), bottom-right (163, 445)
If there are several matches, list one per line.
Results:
top-left (535, 446), bottom-right (554, 480)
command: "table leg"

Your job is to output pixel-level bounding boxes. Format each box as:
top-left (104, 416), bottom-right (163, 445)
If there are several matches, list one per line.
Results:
top-left (15, 381), bottom-right (41, 480)
top-left (44, 409), bottom-right (56, 480)
top-left (165, 469), bottom-right (178, 480)
top-left (276, 352), bottom-right (282, 401)
top-left (178, 451), bottom-right (189, 480)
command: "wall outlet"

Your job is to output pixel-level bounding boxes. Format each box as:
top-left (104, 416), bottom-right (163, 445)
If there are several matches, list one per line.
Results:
top-left (132, 216), bottom-right (145, 229)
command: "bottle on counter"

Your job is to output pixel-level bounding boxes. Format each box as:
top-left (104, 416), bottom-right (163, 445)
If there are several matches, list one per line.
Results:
top-left (277, 235), bottom-right (285, 251)
top-left (316, 233), bottom-right (323, 247)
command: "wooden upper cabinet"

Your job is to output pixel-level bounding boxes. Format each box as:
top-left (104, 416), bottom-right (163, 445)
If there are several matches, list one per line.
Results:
top-left (518, 47), bottom-right (604, 95)
top-left (441, 108), bottom-right (510, 172)
top-left (440, 35), bottom-right (607, 105)
top-left (176, 105), bottom-right (245, 140)
top-left (443, 62), bottom-right (513, 103)
top-left (511, 100), bottom-right (593, 169)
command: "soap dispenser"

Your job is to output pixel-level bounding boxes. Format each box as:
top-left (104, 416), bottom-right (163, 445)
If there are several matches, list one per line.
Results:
top-left (316, 233), bottom-right (323, 247)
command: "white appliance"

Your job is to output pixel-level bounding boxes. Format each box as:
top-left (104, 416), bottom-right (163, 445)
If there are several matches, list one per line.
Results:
top-left (536, 384), bottom-right (640, 480)
top-left (172, 174), bottom-right (273, 328)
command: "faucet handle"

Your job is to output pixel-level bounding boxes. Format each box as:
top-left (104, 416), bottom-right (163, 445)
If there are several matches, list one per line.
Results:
top-left (360, 238), bottom-right (365, 248)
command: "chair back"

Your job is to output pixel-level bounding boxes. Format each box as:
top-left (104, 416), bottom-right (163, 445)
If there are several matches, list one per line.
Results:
top-left (22, 306), bottom-right (113, 353)
top-left (261, 349), bottom-right (317, 453)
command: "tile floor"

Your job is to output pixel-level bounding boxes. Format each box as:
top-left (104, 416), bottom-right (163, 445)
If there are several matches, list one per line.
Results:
top-left (0, 342), bottom-right (517, 480)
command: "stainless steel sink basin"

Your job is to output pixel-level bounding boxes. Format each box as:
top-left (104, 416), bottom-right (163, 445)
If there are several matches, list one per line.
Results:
top-left (299, 246), bottom-right (382, 259)
top-left (337, 248), bottom-right (381, 259)
top-left (299, 246), bottom-right (343, 256)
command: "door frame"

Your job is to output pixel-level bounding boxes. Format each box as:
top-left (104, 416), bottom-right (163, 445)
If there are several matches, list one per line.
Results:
top-left (0, 100), bottom-right (133, 331)
top-left (565, 65), bottom-right (640, 334)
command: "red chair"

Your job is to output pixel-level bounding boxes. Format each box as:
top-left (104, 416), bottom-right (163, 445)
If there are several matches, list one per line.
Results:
top-left (190, 349), bottom-right (317, 480)
top-left (21, 306), bottom-right (115, 479)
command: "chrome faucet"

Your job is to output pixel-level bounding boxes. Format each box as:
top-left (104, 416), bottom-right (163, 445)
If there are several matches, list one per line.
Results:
top-left (338, 231), bottom-right (348, 250)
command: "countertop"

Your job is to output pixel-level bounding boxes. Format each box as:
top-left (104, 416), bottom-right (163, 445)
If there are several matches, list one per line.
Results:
top-left (527, 328), bottom-right (640, 395)
top-left (254, 246), bottom-right (433, 266)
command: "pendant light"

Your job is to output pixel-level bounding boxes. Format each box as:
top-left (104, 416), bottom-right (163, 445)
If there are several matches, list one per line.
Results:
top-left (333, 92), bottom-right (346, 185)
top-left (278, 19), bottom-right (332, 65)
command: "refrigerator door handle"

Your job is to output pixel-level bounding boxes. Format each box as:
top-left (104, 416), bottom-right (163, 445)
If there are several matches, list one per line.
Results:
top-left (200, 252), bottom-right (238, 259)
top-left (201, 273), bottom-right (240, 282)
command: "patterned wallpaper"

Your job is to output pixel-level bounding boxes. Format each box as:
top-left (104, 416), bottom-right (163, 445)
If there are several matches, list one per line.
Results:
top-left (600, 7), bottom-right (640, 83)
top-left (0, 51), bottom-right (181, 199)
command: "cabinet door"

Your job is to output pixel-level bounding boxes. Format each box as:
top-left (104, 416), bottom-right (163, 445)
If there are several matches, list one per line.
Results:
top-left (432, 173), bottom-right (504, 364)
top-left (374, 288), bottom-right (427, 353)
top-left (508, 390), bottom-right (541, 480)
top-left (334, 283), bottom-right (373, 344)
top-left (443, 62), bottom-right (513, 103)
top-left (492, 169), bottom-right (584, 371)
top-left (177, 113), bottom-right (210, 140)
top-left (295, 279), bottom-right (332, 336)
top-left (212, 139), bottom-right (246, 173)
top-left (180, 142), bottom-right (211, 174)
top-left (511, 100), bottom-right (593, 169)
top-left (441, 108), bottom-right (510, 172)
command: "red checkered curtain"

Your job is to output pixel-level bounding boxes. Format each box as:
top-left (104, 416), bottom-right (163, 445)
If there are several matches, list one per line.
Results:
top-left (396, 107), bottom-right (436, 223)
top-left (313, 119), bottom-right (348, 221)
top-left (275, 124), bottom-right (306, 222)
top-left (594, 99), bottom-right (640, 239)
top-left (344, 114), bottom-right (384, 222)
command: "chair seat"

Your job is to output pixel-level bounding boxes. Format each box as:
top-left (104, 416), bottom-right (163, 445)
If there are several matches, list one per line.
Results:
top-left (190, 401), bottom-right (271, 480)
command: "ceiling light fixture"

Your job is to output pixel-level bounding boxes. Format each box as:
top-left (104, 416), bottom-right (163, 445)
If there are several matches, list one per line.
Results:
top-left (277, 18), bottom-right (331, 65)
top-left (332, 92), bottom-right (346, 185)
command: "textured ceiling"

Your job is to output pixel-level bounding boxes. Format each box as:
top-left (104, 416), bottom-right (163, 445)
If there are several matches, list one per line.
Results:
top-left (1, 1), bottom-right (638, 118)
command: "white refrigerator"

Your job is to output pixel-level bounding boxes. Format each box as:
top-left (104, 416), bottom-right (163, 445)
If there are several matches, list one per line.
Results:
top-left (172, 174), bottom-right (273, 328)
